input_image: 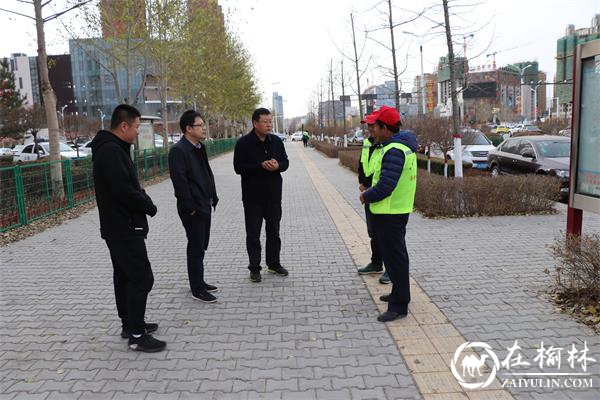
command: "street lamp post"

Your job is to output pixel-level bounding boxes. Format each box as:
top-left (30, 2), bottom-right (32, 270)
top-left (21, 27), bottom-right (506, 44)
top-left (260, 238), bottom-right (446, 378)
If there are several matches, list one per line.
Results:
top-left (97, 108), bottom-right (106, 130)
top-left (518, 64), bottom-right (533, 120)
top-left (532, 80), bottom-right (543, 121)
top-left (271, 82), bottom-right (280, 133)
top-left (59, 104), bottom-right (67, 132)
top-left (402, 31), bottom-right (427, 115)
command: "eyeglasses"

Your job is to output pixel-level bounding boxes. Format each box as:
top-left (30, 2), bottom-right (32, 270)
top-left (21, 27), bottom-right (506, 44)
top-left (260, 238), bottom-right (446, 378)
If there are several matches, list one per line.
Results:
top-left (191, 124), bottom-right (204, 127)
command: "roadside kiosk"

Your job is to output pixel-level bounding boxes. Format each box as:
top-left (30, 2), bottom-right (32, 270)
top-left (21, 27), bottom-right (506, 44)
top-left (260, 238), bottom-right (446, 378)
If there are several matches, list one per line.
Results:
top-left (567, 39), bottom-right (600, 235)
top-left (136, 115), bottom-right (161, 152)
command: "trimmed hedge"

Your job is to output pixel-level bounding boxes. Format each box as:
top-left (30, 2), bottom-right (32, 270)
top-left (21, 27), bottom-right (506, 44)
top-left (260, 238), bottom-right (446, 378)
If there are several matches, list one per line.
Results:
top-left (324, 143), bottom-right (560, 218)
top-left (312, 140), bottom-right (339, 158)
top-left (414, 170), bottom-right (560, 218)
top-left (338, 149), bottom-right (360, 173)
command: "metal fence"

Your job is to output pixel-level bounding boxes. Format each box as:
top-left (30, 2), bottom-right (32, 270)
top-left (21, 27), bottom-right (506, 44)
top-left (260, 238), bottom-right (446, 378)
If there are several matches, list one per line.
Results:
top-left (0, 138), bottom-right (237, 232)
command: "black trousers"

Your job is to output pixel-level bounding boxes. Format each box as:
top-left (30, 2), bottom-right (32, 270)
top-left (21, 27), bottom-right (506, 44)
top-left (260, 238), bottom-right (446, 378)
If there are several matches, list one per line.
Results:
top-left (364, 204), bottom-right (383, 266)
top-left (179, 212), bottom-right (211, 295)
top-left (243, 201), bottom-right (282, 271)
top-left (371, 213), bottom-right (410, 314)
top-left (106, 238), bottom-right (154, 334)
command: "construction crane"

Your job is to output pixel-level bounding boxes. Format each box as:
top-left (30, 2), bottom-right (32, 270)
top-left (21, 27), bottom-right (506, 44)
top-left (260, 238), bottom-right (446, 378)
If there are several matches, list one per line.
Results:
top-left (486, 43), bottom-right (530, 69)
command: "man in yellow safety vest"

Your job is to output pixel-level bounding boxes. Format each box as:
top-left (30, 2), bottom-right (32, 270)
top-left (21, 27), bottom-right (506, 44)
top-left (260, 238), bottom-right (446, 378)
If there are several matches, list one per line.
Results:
top-left (359, 106), bottom-right (418, 322)
top-left (357, 110), bottom-right (390, 285)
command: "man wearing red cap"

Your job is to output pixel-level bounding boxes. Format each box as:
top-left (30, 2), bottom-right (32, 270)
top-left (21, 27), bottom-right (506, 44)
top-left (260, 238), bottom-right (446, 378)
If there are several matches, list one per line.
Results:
top-left (356, 110), bottom-right (390, 285)
top-left (359, 106), bottom-right (418, 322)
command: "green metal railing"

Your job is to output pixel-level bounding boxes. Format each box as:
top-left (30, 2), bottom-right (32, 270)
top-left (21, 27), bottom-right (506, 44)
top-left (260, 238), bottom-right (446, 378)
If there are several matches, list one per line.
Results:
top-left (0, 138), bottom-right (237, 232)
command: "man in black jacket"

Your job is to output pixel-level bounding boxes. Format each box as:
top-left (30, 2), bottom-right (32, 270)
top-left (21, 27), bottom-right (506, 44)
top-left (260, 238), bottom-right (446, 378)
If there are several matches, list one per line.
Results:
top-left (91, 104), bottom-right (166, 353)
top-left (234, 108), bottom-right (289, 283)
top-left (168, 110), bottom-right (219, 303)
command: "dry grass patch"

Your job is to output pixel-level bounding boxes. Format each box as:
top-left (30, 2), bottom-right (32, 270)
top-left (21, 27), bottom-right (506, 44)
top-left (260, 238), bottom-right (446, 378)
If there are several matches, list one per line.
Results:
top-left (548, 233), bottom-right (600, 333)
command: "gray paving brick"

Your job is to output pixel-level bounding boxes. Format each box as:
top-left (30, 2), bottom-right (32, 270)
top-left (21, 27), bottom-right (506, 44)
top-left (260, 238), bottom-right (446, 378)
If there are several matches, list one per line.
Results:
top-left (0, 146), bottom-right (422, 400)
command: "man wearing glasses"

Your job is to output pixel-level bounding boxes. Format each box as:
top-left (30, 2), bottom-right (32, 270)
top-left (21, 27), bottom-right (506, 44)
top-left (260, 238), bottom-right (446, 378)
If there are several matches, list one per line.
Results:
top-left (234, 108), bottom-right (289, 283)
top-left (169, 110), bottom-right (219, 303)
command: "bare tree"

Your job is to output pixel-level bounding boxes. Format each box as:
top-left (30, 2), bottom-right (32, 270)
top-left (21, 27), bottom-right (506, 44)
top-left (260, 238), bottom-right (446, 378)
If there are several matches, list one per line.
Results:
top-left (364, 2), bottom-right (431, 112)
top-left (0, 0), bottom-right (92, 194)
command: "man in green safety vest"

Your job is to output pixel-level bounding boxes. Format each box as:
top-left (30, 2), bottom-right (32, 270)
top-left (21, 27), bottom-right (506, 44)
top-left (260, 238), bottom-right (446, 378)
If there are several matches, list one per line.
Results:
top-left (356, 110), bottom-right (390, 285)
top-left (359, 105), bottom-right (418, 322)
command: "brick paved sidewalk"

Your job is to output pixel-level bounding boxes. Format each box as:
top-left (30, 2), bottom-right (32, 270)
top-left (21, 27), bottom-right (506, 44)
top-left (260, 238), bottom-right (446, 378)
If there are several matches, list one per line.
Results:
top-left (302, 144), bottom-right (600, 400)
top-left (0, 144), bottom-right (420, 400)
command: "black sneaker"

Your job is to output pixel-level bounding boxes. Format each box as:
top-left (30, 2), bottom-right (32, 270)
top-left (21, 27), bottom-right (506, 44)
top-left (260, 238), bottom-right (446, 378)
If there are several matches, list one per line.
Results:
top-left (377, 311), bottom-right (407, 322)
top-left (250, 271), bottom-right (262, 282)
top-left (204, 283), bottom-right (218, 293)
top-left (379, 294), bottom-right (390, 302)
top-left (128, 334), bottom-right (166, 353)
top-left (267, 265), bottom-right (288, 276)
top-left (191, 290), bottom-right (217, 303)
top-left (121, 322), bottom-right (158, 339)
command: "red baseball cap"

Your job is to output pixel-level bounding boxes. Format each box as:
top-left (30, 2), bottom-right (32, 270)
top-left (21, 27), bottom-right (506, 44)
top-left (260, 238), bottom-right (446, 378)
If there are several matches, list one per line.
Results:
top-left (360, 110), bottom-right (379, 125)
top-left (376, 106), bottom-right (401, 126)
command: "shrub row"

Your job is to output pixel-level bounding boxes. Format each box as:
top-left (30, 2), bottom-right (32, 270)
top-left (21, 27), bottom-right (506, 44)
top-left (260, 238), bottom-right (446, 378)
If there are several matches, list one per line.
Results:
top-left (321, 142), bottom-right (559, 218)
top-left (312, 140), bottom-right (339, 158)
top-left (414, 170), bottom-right (560, 218)
top-left (338, 149), bottom-right (360, 173)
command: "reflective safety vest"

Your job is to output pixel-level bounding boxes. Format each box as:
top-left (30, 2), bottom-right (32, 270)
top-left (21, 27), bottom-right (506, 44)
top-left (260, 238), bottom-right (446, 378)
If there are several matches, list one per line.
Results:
top-left (368, 142), bottom-right (417, 214)
top-left (360, 139), bottom-right (373, 177)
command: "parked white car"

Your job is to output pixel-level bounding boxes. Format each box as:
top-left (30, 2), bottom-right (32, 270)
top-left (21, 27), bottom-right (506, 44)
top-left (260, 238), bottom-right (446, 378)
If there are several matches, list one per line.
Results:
top-left (446, 131), bottom-right (496, 169)
top-left (13, 142), bottom-right (82, 162)
top-left (0, 148), bottom-right (13, 156)
top-left (11, 145), bottom-right (25, 155)
top-left (290, 132), bottom-right (303, 141)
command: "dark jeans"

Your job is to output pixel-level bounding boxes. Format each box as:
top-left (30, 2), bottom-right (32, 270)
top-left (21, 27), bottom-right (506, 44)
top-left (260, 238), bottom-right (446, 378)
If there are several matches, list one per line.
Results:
top-left (106, 238), bottom-right (154, 334)
top-left (243, 201), bottom-right (282, 271)
top-left (364, 204), bottom-right (383, 266)
top-left (302, 139), bottom-right (308, 147)
top-left (179, 211), bottom-right (211, 294)
top-left (372, 213), bottom-right (410, 314)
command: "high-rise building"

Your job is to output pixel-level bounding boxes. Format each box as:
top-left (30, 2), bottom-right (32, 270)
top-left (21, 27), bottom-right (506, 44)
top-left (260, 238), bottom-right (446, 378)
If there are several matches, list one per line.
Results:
top-left (2, 53), bottom-right (34, 106)
top-left (412, 73), bottom-right (437, 114)
top-left (28, 55), bottom-right (75, 114)
top-left (272, 92), bottom-right (284, 132)
top-left (537, 71), bottom-right (547, 118)
top-left (461, 67), bottom-right (521, 123)
top-left (555, 15), bottom-right (600, 117)
top-left (69, 38), bottom-right (146, 117)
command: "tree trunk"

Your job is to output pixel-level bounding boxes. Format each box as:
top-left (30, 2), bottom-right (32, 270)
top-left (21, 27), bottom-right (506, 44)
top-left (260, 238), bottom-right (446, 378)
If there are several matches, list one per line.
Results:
top-left (330, 60), bottom-right (336, 129)
top-left (350, 13), bottom-right (364, 123)
top-left (34, 0), bottom-right (64, 195)
top-left (442, 0), bottom-right (463, 178)
top-left (387, 0), bottom-right (400, 112)
top-left (160, 71), bottom-right (169, 149)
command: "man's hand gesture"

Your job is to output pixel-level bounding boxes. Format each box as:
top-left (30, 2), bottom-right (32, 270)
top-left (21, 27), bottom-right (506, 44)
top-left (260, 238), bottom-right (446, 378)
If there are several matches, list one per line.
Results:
top-left (262, 159), bottom-right (279, 172)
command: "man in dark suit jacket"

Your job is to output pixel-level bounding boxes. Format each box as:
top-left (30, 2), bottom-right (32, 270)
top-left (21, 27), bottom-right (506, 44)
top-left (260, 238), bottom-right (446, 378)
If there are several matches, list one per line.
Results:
top-left (233, 108), bottom-right (289, 283)
top-left (168, 110), bottom-right (219, 303)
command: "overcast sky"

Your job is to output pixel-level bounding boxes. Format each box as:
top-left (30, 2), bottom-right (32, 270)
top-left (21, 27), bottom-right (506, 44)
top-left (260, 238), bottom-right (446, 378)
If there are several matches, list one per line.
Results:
top-left (1, 0), bottom-right (598, 117)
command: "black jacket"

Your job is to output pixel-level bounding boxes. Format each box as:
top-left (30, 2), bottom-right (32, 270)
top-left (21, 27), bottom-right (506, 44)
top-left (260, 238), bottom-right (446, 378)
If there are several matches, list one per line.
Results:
top-left (168, 137), bottom-right (218, 218)
top-left (90, 130), bottom-right (157, 240)
top-left (233, 130), bottom-right (289, 203)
